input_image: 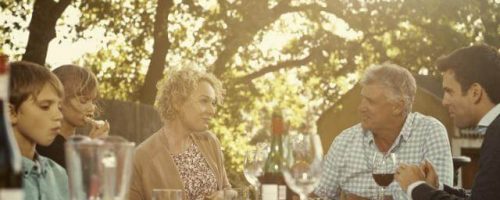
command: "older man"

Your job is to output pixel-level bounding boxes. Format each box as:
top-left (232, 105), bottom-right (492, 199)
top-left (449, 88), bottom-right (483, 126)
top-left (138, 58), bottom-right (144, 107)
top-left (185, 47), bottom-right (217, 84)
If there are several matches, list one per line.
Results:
top-left (395, 44), bottom-right (500, 200)
top-left (314, 63), bottom-right (453, 200)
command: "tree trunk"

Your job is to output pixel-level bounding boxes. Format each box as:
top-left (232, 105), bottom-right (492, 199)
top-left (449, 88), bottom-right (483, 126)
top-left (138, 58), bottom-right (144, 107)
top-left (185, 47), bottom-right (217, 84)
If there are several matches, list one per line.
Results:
top-left (22, 0), bottom-right (72, 65)
top-left (138, 0), bottom-right (173, 105)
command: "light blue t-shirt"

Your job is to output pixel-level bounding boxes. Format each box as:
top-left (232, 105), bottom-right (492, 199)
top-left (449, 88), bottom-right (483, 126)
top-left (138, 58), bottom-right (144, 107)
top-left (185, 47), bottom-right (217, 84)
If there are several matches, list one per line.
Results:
top-left (22, 153), bottom-right (69, 200)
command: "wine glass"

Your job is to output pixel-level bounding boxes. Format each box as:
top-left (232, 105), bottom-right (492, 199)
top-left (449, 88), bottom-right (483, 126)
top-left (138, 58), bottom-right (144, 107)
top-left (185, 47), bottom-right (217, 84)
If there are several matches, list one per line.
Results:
top-left (281, 133), bottom-right (323, 200)
top-left (243, 144), bottom-right (268, 200)
top-left (152, 189), bottom-right (185, 200)
top-left (372, 152), bottom-right (397, 200)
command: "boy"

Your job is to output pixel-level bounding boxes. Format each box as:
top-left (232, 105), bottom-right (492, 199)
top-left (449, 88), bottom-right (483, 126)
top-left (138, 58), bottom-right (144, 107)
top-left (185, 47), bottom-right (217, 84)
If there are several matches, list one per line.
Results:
top-left (9, 61), bottom-right (69, 200)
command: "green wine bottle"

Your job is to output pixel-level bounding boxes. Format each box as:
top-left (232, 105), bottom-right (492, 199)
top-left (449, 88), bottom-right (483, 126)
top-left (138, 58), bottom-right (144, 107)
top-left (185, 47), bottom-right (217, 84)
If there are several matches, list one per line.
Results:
top-left (258, 109), bottom-right (288, 200)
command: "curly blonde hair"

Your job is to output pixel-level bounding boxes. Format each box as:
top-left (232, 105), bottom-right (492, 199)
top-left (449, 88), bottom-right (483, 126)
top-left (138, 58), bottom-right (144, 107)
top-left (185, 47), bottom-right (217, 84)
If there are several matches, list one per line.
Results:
top-left (155, 67), bottom-right (224, 121)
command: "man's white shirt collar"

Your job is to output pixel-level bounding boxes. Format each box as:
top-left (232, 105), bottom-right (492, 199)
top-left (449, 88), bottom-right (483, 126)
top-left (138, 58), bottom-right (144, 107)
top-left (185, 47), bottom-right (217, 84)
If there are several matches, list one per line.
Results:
top-left (478, 104), bottom-right (500, 127)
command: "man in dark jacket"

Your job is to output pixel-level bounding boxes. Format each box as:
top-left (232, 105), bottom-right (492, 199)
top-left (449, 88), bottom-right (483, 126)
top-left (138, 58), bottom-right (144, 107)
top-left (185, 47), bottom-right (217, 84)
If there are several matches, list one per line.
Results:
top-left (395, 44), bottom-right (500, 200)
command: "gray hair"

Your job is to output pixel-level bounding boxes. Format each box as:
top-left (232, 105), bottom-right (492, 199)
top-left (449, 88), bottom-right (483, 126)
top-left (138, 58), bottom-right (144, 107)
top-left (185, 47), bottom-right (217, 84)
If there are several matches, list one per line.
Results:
top-left (360, 63), bottom-right (417, 116)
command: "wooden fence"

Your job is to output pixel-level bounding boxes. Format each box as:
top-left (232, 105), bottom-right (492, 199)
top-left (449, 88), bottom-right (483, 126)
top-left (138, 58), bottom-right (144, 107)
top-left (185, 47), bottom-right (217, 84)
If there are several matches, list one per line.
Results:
top-left (77, 99), bottom-right (163, 144)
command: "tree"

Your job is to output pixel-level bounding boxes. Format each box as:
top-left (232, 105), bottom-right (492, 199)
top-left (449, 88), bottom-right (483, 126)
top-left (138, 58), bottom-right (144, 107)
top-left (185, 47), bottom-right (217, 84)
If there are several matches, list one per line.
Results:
top-left (138, 0), bottom-right (174, 104)
top-left (23, 0), bottom-right (72, 65)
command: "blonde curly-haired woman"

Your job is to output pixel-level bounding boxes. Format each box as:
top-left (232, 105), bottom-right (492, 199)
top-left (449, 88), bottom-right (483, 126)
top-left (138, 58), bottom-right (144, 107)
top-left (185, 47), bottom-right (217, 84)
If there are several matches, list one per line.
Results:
top-left (128, 67), bottom-right (230, 200)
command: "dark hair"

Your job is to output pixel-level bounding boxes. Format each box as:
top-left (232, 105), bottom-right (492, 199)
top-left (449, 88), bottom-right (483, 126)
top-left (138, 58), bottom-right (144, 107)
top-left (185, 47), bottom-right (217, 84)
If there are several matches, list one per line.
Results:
top-left (436, 44), bottom-right (500, 104)
top-left (9, 61), bottom-right (64, 111)
top-left (52, 64), bottom-right (98, 98)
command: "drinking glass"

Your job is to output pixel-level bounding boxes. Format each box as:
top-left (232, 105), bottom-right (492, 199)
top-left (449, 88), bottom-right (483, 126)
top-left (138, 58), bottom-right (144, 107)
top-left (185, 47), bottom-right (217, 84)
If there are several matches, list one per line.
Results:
top-left (372, 152), bottom-right (397, 200)
top-left (223, 187), bottom-right (249, 200)
top-left (152, 189), bottom-right (184, 200)
top-left (66, 135), bottom-right (135, 200)
top-left (281, 133), bottom-right (323, 200)
top-left (243, 144), bottom-right (268, 199)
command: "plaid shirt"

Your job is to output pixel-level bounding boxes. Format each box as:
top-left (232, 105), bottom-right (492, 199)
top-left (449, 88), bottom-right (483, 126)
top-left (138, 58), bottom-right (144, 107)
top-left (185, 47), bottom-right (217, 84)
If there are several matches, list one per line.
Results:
top-left (314, 112), bottom-right (453, 200)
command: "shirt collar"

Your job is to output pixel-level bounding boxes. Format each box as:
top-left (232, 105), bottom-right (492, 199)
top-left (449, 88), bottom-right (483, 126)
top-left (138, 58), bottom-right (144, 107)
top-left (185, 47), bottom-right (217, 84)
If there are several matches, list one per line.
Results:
top-left (399, 113), bottom-right (416, 141)
top-left (478, 104), bottom-right (500, 127)
top-left (22, 153), bottom-right (47, 176)
top-left (363, 112), bottom-right (416, 145)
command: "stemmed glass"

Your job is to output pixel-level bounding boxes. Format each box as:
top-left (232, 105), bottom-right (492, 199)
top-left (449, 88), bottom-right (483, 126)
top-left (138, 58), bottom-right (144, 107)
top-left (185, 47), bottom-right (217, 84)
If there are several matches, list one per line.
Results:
top-left (281, 133), bottom-right (323, 200)
top-left (372, 152), bottom-right (397, 200)
top-left (243, 144), bottom-right (268, 200)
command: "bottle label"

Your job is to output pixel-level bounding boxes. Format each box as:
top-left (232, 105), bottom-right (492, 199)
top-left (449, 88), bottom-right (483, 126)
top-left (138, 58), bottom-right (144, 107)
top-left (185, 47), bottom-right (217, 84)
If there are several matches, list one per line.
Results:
top-left (0, 75), bottom-right (8, 99)
top-left (0, 53), bottom-right (8, 99)
top-left (278, 185), bottom-right (286, 200)
top-left (272, 115), bottom-right (285, 136)
top-left (0, 189), bottom-right (23, 200)
top-left (261, 184), bottom-right (287, 200)
top-left (261, 184), bottom-right (278, 200)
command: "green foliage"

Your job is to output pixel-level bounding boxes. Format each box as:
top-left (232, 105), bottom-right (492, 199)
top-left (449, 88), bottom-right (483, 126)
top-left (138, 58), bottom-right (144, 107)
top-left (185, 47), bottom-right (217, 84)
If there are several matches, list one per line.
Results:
top-left (1, 0), bottom-right (33, 55)
top-left (79, 41), bottom-right (145, 100)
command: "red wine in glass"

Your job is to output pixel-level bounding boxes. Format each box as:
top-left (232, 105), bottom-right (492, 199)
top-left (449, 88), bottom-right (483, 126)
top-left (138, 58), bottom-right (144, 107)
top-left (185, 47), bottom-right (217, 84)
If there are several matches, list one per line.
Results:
top-left (372, 152), bottom-right (396, 200)
top-left (372, 173), bottom-right (394, 187)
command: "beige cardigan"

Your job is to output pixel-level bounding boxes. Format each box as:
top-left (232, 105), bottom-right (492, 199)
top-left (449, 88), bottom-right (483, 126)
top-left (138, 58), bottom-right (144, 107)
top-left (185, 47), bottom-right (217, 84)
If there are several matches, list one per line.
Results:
top-left (128, 130), bottom-right (231, 200)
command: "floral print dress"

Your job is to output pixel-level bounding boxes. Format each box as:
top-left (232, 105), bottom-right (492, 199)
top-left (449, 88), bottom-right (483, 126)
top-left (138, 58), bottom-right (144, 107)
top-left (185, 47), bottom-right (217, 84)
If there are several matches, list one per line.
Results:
top-left (172, 143), bottom-right (218, 200)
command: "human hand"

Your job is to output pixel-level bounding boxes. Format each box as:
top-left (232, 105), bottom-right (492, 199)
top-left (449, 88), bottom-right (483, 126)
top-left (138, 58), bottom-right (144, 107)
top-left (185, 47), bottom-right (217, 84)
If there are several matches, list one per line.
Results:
top-left (395, 163), bottom-right (425, 192)
top-left (86, 117), bottom-right (110, 139)
top-left (419, 159), bottom-right (439, 188)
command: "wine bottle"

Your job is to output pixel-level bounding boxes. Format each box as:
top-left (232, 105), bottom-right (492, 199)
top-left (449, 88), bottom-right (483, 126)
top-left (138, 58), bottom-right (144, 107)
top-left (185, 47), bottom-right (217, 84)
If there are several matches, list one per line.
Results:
top-left (258, 109), bottom-right (294, 200)
top-left (0, 53), bottom-right (23, 200)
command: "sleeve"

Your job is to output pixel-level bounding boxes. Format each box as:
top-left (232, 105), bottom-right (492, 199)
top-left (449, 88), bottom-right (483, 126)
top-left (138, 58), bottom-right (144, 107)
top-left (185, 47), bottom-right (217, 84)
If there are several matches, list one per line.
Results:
top-left (443, 184), bottom-right (469, 198)
top-left (211, 133), bottom-right (231, 189)
top-left (412, 183), bottom-right (468, 200)
top-left (128, 155), bottom-right (144, 200)
top-left (469, 123), bottom-right (500, 200)
top-left (423, 119), bottom-right (454, 186)
top-left (407, 181), bottom-right (426, 198)
top-left (313, 132), bottom-right (347, 200)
